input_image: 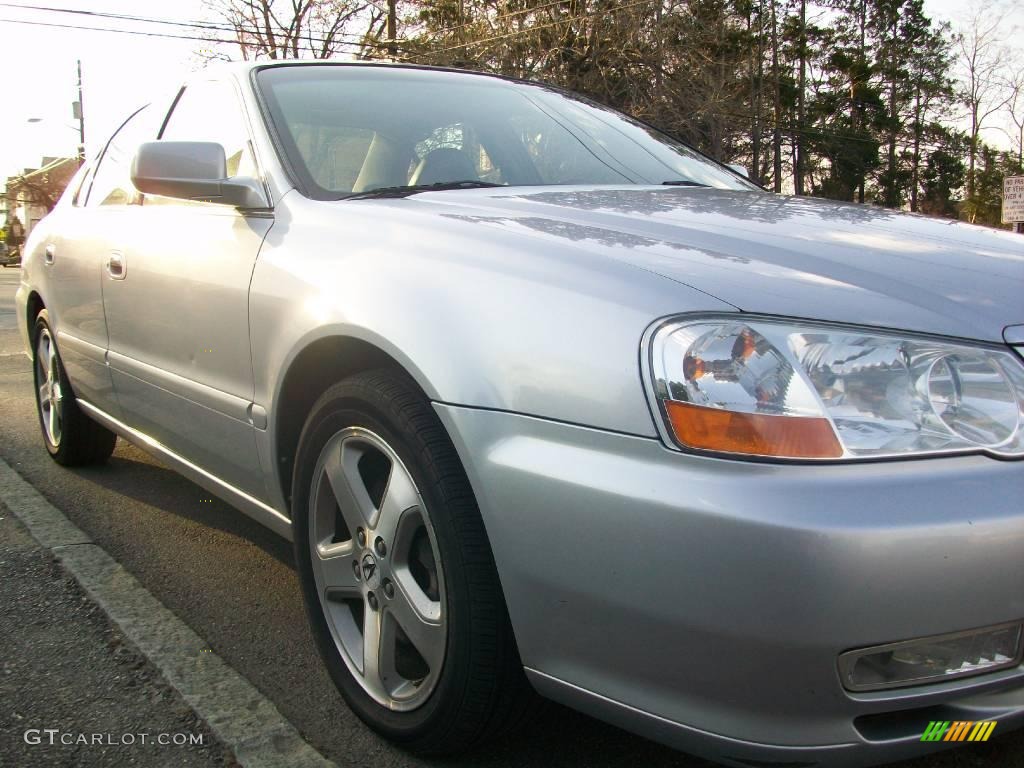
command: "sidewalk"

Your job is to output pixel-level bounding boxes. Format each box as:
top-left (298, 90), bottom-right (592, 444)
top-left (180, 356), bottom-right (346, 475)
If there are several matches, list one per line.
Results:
top-left (0, 506), bottom-right (234, 767)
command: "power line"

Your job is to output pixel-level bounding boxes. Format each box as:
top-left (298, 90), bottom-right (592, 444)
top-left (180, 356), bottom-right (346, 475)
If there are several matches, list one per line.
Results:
top-left (0, 16), bottom-right (391, 56)
top-left (0, 0), bottom-right (580, 46)
top-left (0, 2), bottom-right (354, 42)
top-left (0, 0), bottom-right (702, 67)
top-left (0, 3), bottom-right (391, 52)
top-left (0, 15), bottom-right (244, 45)
top-left (0, 0), bottom-right (638, 59)
top-left (0, 1), bottom-right (692, 68)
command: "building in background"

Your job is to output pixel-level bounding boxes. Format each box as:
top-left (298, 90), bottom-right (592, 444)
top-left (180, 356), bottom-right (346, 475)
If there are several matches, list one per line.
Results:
top-left (4, 156), bottom-right (78, 242)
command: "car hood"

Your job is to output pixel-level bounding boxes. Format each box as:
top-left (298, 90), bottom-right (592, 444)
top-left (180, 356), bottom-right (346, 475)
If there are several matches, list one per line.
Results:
top-left (417, 186), bottom-right (1024, 343)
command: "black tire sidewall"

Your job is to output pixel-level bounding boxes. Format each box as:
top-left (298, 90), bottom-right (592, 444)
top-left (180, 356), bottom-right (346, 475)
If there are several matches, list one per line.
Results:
top-left (31, 310), bottom-right (115, 466)
top-left (291, 378), bottom-right (480, 745)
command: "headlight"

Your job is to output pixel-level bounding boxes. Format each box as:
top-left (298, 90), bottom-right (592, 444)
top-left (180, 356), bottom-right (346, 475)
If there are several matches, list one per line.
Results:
top-left (646, 317), bottom-right (1024, 460)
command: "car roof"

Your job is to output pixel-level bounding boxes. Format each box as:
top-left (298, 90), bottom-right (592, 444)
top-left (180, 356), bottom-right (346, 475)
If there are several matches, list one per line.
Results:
top-left (209, 59), bottom-right (525, 88)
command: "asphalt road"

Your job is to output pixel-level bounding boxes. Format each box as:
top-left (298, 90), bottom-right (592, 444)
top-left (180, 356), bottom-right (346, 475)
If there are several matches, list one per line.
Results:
top-left (0, 266), bottom-right (1021, 768)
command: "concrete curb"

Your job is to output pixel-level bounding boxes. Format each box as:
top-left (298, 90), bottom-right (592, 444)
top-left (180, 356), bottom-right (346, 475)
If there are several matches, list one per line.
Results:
top-left (0, 457), bottom-right (336, 768)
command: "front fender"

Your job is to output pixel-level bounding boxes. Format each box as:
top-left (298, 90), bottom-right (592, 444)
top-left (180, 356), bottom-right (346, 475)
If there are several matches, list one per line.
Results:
top-left (249, 193), bottom-right (734, 509)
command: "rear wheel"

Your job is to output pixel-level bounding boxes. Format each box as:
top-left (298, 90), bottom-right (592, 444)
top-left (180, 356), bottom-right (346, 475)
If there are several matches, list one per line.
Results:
top-left (291, 370), bottom-right (533, 754)
top-left (33, 310), bottom-right (117, 466)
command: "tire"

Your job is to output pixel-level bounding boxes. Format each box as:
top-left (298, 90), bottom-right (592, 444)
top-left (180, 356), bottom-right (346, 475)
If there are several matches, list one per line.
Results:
top-left (32, 310), bottom-right (117, 466)
top-left (291, 369), bottom-right (533, 755)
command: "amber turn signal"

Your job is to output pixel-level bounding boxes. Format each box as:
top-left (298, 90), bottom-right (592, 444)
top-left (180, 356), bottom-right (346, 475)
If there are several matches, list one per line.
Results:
top-left (665, 400), bottom-right (843, 459)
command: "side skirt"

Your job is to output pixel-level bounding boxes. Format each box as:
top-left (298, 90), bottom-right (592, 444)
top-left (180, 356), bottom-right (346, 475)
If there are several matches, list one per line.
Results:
top-left (77, 399), bottom-right (294, 541)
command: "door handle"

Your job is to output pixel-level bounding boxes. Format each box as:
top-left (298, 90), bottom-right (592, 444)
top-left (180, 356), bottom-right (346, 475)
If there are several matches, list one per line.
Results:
top-left (106, 251), bottom-right (126, 280)
top-left (44, 243), bottom-right (55, 265)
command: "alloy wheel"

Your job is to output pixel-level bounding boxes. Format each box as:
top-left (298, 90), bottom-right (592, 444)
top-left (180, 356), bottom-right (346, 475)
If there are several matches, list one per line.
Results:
top-left (35, 328), bottom-right (63, 448)
top-left (309, 426), bottom-right (446, 711)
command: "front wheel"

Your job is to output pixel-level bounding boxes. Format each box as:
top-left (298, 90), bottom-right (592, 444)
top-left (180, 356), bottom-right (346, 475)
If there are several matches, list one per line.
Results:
top-left (291, 370), bottom-right (533, 754)
top-left (33, 310), bottom-right (117, 465)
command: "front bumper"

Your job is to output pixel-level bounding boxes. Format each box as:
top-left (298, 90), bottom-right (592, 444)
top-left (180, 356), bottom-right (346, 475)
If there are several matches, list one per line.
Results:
top-left (436, 403), bottom-right (1024, 767)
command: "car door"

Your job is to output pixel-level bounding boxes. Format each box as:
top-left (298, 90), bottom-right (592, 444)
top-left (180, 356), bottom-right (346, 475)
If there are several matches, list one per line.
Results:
top-left (44, 107), bottom-right (163, 418)
top-left (101, 78), bottom-right (273, 499)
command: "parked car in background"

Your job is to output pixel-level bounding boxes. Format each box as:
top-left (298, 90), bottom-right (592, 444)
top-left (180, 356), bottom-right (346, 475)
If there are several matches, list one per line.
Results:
top-left (15, 62), bottom-right (1024, 768)
top-left (0, 241), bottom-right (19, 268)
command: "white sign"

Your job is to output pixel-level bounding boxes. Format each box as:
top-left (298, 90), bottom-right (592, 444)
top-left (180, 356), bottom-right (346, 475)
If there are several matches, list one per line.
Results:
top-left (1003, 176), bottom-right (1024, 224)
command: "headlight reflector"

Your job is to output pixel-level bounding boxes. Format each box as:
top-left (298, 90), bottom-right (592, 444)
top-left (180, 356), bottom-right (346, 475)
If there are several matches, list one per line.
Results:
top-left (648, 318), bottom-right (1024, 460)
top-left (926, 355), bottom-right (1018, 445)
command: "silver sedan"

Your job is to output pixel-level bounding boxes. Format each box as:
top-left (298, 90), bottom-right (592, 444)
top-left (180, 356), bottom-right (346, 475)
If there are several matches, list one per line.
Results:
top-left (15, 61), bottom-right (1024, 767)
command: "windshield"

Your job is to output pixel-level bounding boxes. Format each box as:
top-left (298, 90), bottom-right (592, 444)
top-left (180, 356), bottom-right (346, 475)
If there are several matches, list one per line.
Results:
top-left (255, 65), bottom-right (759, 200)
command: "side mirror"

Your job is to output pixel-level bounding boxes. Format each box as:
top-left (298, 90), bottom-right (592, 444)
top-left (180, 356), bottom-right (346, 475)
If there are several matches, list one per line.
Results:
top-left (727, 163), bottom-right (750, 179)
top-left (131, 141), bottom-right (268, 209)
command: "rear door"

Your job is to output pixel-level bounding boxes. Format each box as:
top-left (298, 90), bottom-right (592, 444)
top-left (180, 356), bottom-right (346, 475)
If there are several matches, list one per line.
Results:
top-left (101, 79), bottom-right (273, 499)
top-left (46, 107), bottom-right (163, 418)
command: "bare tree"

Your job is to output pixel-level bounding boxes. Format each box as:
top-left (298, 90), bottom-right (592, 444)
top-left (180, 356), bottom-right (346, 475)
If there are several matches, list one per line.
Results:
top-left (6, 160), bottom-right (78, 214)
top-left (204, 0), bottom-right (388, 60)
top-left (955, 1), bottom-right (1013, 205)
top-left (1004, 67), bottom-right (1024, 171)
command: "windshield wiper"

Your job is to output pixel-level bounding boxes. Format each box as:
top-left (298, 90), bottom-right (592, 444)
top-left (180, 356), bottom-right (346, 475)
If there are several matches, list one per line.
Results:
top-left (343, 180), bottom-right (504, 200)
top-left (661, 180), bottom-right (709, 187)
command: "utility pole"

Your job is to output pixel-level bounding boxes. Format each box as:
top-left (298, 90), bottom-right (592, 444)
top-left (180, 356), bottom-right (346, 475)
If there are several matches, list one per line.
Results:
top-left (73, 59), bottom-right (85, 165)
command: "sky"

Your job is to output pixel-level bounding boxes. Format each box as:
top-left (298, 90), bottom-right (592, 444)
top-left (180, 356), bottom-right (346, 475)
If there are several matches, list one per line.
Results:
top-left (0, 0), bottom-right (215, 180)
top-left (0, 0), bottom-right (1022, 183)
